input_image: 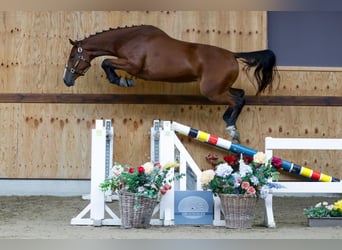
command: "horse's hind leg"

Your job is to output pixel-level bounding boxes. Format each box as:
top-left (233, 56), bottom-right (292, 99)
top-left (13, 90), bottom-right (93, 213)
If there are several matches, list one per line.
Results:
top-left (101, 59), bottom-right (135, 87)
top-left (222, 88), bottom-right (245, 143)
top-left (200, 83), bottom-right (245, 142)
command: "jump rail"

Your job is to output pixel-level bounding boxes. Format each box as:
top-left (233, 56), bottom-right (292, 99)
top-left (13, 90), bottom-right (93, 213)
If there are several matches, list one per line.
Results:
top-left (1, 93), bottom-right (342, 106)
top-left (171, 121), bottom-right (340, 182)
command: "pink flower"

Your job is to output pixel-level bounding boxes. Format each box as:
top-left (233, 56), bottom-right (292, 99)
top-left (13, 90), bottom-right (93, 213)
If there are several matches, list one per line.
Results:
top-left (154, 162), bottom-right (162, 168)
top-left (241, 181), bottom-right (250, 190)
top-left (160, 187), bottom-right (167, 195)
top-left (163, 184), bottom-right (172, 190)
top-left (247, 186), bottom-right (256, 195)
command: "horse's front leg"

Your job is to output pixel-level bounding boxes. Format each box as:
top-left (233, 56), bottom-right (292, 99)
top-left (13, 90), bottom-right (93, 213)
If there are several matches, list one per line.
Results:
top-left (101, 59), bottom-right (135, 87)
top-left (222, 88), bottom-right (245, 143)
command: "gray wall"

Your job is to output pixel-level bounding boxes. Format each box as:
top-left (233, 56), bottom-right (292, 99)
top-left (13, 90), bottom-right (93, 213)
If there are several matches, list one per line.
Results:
top-left (268, 11), bottom-right (342, 67)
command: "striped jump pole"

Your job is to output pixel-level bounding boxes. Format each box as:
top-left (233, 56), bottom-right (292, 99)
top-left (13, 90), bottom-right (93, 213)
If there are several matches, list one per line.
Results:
top-left (171, 121), bottom-right (340, 182)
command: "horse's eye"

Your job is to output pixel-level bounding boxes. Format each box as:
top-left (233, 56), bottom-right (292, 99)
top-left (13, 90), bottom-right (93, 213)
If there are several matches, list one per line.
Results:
top-left (69, 55), bottom-right (75, 60)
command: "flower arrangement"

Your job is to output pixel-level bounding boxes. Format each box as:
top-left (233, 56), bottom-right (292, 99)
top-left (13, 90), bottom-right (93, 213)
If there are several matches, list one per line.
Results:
top-left (201, 152), bottom-right (282, 198)
top-left (100, 161), bottom-right (182, 200)
top-left (304, 200), bottom-right (342, 218)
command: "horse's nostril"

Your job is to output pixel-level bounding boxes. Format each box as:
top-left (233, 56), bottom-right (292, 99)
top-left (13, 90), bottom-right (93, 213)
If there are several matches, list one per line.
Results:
top-left (63, 78), bottom-right (74, 87)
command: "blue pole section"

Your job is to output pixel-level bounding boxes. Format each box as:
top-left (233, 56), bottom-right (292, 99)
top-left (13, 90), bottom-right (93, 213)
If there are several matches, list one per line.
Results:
top-left (229, 142), bottom-right (258, 157)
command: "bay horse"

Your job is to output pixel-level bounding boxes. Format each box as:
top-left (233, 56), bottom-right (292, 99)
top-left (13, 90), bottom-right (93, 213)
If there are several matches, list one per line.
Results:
top-left (63, 25), bottom-right (277, 142)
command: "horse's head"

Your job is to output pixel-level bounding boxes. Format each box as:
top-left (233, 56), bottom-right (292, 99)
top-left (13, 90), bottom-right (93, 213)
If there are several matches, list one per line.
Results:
top-left (63, 39), bottom-right (91, 87)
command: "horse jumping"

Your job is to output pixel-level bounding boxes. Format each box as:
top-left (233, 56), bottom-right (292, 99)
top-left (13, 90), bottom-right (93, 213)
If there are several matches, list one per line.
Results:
top-left (63, 25), bottom-right (278, 142)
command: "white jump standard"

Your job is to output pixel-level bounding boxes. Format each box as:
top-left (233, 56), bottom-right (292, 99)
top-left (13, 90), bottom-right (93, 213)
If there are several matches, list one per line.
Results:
top-left (70, 119), bottom-right (121, 226)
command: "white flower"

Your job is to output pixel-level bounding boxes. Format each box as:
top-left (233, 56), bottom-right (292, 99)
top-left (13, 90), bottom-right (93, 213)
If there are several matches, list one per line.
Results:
top-left (253, 152), bottom-right (267, 164)
top-left (215, 163), bottom-right (233, 177)
top-left (201, 169), bottom-right (215, 185)
top-left (142, 162), bottom-right (154, 175)
top-left (250, 175), bottom-right (259, 185)
top-left (110, 163), bottom-right (124, 178)
top-left (239, 162), bottom-right (253, 177)
top-left (232, 173), bottom-right (242, 188)
top-left (260, 186), bottom-right (270, 199)
top-left (315, 202), bottom-right (323, 207)
top-left (326, 205), bottom-right (334, 211)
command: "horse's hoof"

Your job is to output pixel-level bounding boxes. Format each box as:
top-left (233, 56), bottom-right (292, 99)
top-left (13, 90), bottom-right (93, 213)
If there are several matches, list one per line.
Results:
top-left (119, 78), bottom-right (128, 87)
top-left (226, 125), bottom-right (240, 143)
top-left (119, 78), bottom-right (135, 87)
top-left (127, 79), bottom-right (135, 87)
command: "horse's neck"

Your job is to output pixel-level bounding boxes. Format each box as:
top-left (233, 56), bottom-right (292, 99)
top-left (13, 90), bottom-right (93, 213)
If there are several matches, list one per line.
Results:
top-left (82, 30), bottom-right (125, 58)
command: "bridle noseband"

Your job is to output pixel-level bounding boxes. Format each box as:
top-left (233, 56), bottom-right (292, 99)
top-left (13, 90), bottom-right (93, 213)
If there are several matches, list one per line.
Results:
top-left (64, 45), bottom-right (91, 78)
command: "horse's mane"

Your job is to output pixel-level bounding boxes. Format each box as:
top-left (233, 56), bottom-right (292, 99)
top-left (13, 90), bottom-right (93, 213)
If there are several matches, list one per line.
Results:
top-left (83, 24), bottom-right (144, 40)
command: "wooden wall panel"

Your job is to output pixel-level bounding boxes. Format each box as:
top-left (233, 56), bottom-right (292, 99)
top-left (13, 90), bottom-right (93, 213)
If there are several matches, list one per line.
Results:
top-left (0, 104), bottom-right (19, 178)
top-left (1, 102), bottom-right (341, 179)
top-left (268, 69), bottom-right (342, 97)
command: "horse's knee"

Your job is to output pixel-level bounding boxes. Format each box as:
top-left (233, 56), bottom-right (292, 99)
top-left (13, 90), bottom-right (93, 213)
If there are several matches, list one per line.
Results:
top-left (101, 60), bottom-right (119, 84)
top-left (101, 59), bottom-right (112, 69)
top-left (202, 91), bottom-right (235, 106)
top-left (230, 88), bottom-right (245, 98)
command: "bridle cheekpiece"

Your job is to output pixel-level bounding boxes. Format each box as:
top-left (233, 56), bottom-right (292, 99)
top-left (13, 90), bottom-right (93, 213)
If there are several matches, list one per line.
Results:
top-left (64, 44), bottom-right (91, 78)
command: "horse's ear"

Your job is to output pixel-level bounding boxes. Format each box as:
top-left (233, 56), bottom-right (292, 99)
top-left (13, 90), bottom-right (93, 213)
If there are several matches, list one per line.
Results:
top-left (69, 39), bottom-right (76, 45)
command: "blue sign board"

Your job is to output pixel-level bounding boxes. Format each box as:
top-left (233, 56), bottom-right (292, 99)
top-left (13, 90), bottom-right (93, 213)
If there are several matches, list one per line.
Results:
top-left (174, 191), bottom-right (213, 225)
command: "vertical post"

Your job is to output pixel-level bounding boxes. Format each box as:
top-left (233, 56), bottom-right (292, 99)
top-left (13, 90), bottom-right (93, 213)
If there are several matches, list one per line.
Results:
top-left (158, 121), bottom-right (175, 225)
top-left (71, 119), bottom-right (120, 226)
top-left (105, 119), bottom-right (113, 180)
top-left (90, 120), bottom-right (107, 225)
top-left (150, 120), bottom-right (161, 163)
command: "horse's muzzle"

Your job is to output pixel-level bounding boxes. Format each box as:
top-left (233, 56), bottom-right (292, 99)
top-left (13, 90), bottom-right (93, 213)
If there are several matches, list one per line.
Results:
top-left (63, 78), bottom-right (74, 87)
top-left (64, 79), bottom-right (74, 87)
top-left (63, 66), bottom-right (75, 87)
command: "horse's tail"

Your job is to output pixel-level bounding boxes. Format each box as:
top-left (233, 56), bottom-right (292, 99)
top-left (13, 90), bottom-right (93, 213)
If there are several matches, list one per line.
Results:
top-left (234, 49), bottom-right (277, 94)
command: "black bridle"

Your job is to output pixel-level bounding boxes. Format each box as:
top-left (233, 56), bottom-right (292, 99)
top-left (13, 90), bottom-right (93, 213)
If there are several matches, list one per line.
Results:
top-left (63, 45), bottom-right (91, 84)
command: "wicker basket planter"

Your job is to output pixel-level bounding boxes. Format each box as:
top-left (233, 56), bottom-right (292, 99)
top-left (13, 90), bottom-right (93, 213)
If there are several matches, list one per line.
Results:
top-left (219, 194), bottom-right (258, 229)
top-left (118, 191), bottom-right (159, 229)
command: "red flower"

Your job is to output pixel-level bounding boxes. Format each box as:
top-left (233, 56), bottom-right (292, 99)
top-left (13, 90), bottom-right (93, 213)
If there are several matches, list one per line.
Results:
top-left (243, 155), bottom-right (254, 164)
top-left (137, 166), bottom-right (145, 174)
top-left (128, 167), bottom-right (135, 174)
top-left (223, 155), bottom-right (237, 165)
top-left (206, 153), bottom-right (222, 167)
top-left (272, 156), bottom-right (282, 169)
top-left (206, 153), bottom-right (219, 161)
